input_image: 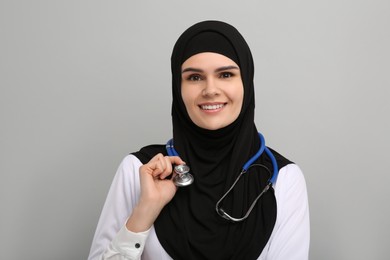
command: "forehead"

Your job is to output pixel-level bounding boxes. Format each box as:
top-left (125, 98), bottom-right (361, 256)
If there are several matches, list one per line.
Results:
top-left (181, 52), bottom-right (239, 69)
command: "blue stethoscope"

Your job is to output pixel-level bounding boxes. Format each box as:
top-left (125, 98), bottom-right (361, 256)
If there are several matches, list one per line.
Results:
top-left (166, 132), bottom-right (279, 222)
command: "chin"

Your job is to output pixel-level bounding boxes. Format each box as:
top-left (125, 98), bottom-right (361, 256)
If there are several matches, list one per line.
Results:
top-left (197, 122), bottom-right (229, 131)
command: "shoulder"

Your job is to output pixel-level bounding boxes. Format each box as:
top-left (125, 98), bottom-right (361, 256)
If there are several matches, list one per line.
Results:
top-left (131, 144), bottom-right (166, 164)
top-left (273, 163), bottom-right (309, 225)
top-left (112, 154), bottom-right (143, 190)
top-left (262, 146), bottom-right (305, 188)
top-left (267, 147), bottom-right (293, 170)
top-left (266, 147), bottom-right (308, 208)
top-left (264, 163), bottom-right (310, 259)
top-left (118, 154), bottom-right (143, 174)
top-left (275, 163), bottom-right (306, 195)
top-left (108, 154), bottom-right (144, 207)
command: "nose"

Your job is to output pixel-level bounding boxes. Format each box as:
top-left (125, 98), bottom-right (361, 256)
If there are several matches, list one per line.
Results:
top-left (202, 78), bottom-right (220, 97)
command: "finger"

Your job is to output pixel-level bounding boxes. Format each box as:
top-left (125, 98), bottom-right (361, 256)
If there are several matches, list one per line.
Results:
top-left (150, 154), bottom-right (166, 177)
top-left (142, 154), bottom-right (185, 179)
top-left (159, 157), bottom-right (174, 179)
top-left (150, 154), bottom-right (184, 166)
top-left (159, 156), bottom-right (186, 179)
top-left (140, 153), bottom-right (164, 177)
top-left (152, 160), bottom-right (165, 177)
top-left (167, 156), bottom-right (186, 166)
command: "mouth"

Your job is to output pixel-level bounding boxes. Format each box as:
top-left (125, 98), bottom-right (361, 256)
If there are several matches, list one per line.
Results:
top-left (199, 103), bottom-right (226, 110)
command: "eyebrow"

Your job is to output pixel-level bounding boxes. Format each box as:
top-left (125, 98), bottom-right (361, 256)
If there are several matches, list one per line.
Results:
top-left (181, 65), bottom-right (239, 74)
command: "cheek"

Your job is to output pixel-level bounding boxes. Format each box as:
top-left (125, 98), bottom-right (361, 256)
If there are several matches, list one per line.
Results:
top-left (181, 85), bottom-right (195, 111)
top-left (239, 90), bottom-right (244, 107)
top-left (233, 83), bottom-right (244, 108)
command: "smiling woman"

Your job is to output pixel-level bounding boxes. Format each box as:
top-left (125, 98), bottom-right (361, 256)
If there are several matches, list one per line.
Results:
top-left (88, 20), bottom-right (310, 260)
top-left (181, 52), bottom-right (244, 130)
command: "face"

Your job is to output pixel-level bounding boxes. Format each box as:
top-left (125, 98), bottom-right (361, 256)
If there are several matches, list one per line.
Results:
top-left (181, 52), bottom-right (244, 130)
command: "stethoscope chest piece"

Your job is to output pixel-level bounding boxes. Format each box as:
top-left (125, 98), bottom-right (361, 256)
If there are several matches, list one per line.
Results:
top-left (173, 164), bottom-right (194, 187)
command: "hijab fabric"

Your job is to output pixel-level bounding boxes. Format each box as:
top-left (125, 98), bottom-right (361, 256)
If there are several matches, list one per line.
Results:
top-left (133, 20), bottom-right (291, 259)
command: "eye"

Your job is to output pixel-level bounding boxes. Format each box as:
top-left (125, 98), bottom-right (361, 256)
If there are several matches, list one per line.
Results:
top-left (187, 74), bottom-right (202, 81)
top-left (219, 72), bottom-right (234, 78)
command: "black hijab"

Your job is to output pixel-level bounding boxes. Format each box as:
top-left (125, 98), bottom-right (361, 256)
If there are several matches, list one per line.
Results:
top-left (133, 20), bottom-right (291, 259)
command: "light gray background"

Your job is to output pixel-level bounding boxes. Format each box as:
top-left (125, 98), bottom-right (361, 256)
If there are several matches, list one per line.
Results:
top-left (1, 1), bottom-right (389, 259)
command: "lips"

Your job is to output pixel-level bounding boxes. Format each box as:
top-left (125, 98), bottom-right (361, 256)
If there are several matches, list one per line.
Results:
top-left (199, 103), bottom-right (226, 110)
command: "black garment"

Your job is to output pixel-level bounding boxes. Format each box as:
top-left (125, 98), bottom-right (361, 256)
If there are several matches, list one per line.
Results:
top-left (133, 20), bottom-right (292, 259)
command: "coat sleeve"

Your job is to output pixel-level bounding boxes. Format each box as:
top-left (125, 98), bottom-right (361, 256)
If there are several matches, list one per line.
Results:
top-left (262, 163), bottom-right (310, 260)
top-left (88, 155), bottom-right (149, 260)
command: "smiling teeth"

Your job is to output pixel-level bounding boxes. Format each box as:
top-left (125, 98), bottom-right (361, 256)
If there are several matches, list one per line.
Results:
top-left (201, 104), bottom-right (224, 110)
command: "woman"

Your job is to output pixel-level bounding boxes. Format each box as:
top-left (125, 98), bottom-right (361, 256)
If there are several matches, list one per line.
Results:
top-left (88, 20), bottom-right (310, 260)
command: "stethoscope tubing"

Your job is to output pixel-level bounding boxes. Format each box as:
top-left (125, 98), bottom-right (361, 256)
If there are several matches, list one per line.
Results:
top-left (166, 132), bottom-right (278, 185)
top-left (166, 139), bottom-right (178, 156)
top-left (166, 132), bottom-right (279, 222)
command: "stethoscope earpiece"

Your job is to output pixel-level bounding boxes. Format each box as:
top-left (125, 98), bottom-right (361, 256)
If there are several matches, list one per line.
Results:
top-left (173, 164), bottom-right (194, 187)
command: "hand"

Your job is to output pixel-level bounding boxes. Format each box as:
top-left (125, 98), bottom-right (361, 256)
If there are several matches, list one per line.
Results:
top-left (126, 153), bottom-right (185, 232)
top-left (139, 153), bottom-right (185, 207)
